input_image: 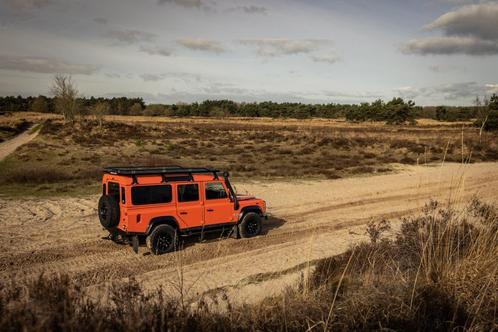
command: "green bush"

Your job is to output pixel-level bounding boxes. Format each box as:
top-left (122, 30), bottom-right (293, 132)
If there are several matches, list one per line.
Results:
top-left (345, 98), bottom-right (416, 124)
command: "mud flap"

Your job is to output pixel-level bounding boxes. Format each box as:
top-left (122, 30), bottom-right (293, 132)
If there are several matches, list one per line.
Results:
top-left (131, 236), bottom-right (139, 254)
top-left (229, 224), bottom-right (240, 239)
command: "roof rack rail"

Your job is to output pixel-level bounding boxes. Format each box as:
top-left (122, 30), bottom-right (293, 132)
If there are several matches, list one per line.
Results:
top-left (103, 166), bottom-right (220, 176)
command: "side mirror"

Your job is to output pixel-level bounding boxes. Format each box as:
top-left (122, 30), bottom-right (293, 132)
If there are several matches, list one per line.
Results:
top-left (223, 171), bottom-right (230, 178)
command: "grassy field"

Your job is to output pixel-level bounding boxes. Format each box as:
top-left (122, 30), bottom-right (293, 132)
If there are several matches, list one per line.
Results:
top-left (0, 113), bottom-right (497, 331)
top-left (0, 113), bottom-right (497, 197)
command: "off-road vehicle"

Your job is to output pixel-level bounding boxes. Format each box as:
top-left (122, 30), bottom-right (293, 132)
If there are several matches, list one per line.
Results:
top-left (98, 166), bottom-right (267, 254)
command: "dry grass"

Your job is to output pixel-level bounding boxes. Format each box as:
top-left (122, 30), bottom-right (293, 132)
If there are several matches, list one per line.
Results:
top-left (1, 198), bottom-right (496, 331)
top-left (0, 118), bottom-right (31, 142)
top-left (1, 115), bottom-right (497, 197)
top-left (302, 198), bottom-right (497, 331)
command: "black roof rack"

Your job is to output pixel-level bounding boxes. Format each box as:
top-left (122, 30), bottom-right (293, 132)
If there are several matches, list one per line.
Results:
top-left (103, 166), bottom-right (220, 176)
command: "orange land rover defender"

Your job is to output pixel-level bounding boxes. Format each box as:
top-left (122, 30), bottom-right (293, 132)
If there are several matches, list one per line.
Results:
top-left (98, 166), bottom-right (267, 254)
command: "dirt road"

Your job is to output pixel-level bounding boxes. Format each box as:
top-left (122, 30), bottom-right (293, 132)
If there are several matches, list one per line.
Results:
top-left (0, 162), bottom-right (497, 305)
top-left (0, 125), bottom-right (39, 161)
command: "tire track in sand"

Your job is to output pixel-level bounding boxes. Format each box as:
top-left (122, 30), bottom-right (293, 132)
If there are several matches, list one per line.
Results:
top-left (0, 162), bottom-right (497, 304)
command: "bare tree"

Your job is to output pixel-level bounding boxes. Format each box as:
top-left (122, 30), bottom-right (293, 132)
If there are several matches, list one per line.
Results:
top-left (474, 96), bottom-right (490, 142)
top-left (51, 74), bottom-right (79, 123)
top-left (92, 102), bottom-right (110, 127)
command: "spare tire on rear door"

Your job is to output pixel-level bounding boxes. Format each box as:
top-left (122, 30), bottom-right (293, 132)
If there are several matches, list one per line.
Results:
top-left (98, 195), bottom-right (120, 228)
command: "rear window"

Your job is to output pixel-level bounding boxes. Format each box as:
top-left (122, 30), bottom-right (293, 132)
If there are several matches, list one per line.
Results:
top-left (178, 184), bottom-right (199, 202)
top-left (132, 185), bottom-right (172, 205)
top-left (108, 182), bottom-right (120, 202)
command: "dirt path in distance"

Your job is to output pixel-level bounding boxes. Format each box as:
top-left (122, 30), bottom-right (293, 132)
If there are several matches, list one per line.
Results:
top-left (0, 162), bottom-right (497, 306)
top-left (0, 125), bottom-right (39, 161)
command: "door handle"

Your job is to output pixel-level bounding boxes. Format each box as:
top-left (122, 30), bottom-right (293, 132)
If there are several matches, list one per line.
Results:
top-left (179, 212), bottom-right (188, 215)
top-left (207, 209), bottom-right (214, 212)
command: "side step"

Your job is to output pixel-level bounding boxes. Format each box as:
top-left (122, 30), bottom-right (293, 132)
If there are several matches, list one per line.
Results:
top-left (181, 224), bottom-right (238, 238)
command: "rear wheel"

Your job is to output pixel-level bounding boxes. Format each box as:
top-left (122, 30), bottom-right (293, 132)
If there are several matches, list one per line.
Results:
top-left (146, 224), bottom-right (178, 255)
top-left (239, 212), bottom-right (262, 238)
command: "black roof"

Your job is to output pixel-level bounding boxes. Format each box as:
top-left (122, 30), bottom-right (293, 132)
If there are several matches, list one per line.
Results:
top-left (103, 166), bottom-right (220, 176)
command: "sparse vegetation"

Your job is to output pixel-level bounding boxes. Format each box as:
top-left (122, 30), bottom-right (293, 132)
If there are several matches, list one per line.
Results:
top-left (1, 114), bottom-right (497, 197)
top-left (30, 96), bottom-right (49, 114)
top-left (51, 75), bottom-right (79, 123)
top-left (345, 98), bottom-right (417, 124)
top-left (0, 95), bottom-right (485, 123)
top-left (129, 102), bottom-right (144, 116)
top-left (1, 199), bottom-right (495, 331)
top-left (478, 94), bottom-right (498, 132)
top-left (92, 102), bottom-right (110, 127)
top-left (0, 119), bottom-right (31, 143)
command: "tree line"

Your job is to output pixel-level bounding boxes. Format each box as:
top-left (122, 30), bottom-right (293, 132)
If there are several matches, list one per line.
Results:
top-left (0, 95), bottom-right (145, 116)
top-left (1, 94), bottom-right (488, 122)
top-left (1, 75), bottom-right (496, 129)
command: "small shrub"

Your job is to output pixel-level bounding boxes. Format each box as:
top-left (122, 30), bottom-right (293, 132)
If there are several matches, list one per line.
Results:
top-left (366, 218), bottom-right (391, 243)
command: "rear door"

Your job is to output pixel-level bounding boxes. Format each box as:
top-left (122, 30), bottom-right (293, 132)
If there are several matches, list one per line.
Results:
top-left (203, 181), bottom-right (234, 225)
top-left (107, 181), bottom-right (126, 224)
top-left (107, 182), bottom-right (121, 203)
top-left (175, 183), bottom-right (204, 228)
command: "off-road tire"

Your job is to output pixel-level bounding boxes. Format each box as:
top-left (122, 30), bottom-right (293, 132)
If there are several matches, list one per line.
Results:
top-left (238, 212), bottom-right (262, 238)
top-left (146, 224), bottom-right (178, 255)
top-left (98, 195), bottom-right (120, 229)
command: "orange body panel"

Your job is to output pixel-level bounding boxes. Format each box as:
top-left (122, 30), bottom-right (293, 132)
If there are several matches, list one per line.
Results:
top-left (102, 173), bottom-right (266, 235)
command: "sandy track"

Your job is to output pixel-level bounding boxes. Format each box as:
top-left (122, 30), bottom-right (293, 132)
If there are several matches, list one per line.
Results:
top-left (0, 125), bottom-right (39, 161)
top-left (0, 162), bottom-right (497, 304)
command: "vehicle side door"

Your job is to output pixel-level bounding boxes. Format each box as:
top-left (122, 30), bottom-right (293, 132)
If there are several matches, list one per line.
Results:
top-left (126, 184), bottom-right (175, 233)
top-left (203, 181), bottom-right (235, 225)
top-left (175, 183), bottom-right (204, 228)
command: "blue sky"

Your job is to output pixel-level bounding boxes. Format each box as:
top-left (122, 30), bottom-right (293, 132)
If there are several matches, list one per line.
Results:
top-left (0, 0), bottom-right (497, 105)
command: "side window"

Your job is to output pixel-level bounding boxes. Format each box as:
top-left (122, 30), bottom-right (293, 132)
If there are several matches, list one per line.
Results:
top-left (121, 187), bottom-right (126, 204)
top-left (108, 182), bottom-right (119, 202)
top-left (205, 182), bottom-right (228, 200)
top-left (178, 184), bottom-right (199, 202)
top-left (132, 185), bottom-right (172, 205)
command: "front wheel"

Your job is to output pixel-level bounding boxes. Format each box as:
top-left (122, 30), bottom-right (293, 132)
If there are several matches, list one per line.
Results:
top-left (238, 212), bottom-right (262, 238)
top-left (146, 224), bottom-right (178, 255)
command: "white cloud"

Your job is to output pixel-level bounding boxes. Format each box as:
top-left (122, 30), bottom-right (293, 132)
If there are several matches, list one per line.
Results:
top-left (485, 83), bottom-right (498, 94)
top-left (402, 3), bottom-right (498, 55)
top-left (2, 0), bottom-right (50, 10)
top-left (140, 73), bottom-right (166, 81)
top-left (240, 39), bottom-right (331, 56)
top-left (157, 0), bottom-right (202, 8)
top-left (394, 82), bottom-right (494, 100)
top-left (139, 46), bottom-right (172, 57)
top-left (177, 38), bottom-right (225, 53)
top-left (0, 54), bottom-right (98, 74)
top-left (426, 3), bottom-right (498, 40)
top-left (402, 36), bottom-right (498, 55)
top-left (226, 5), bottom-right (266, 15)
top-left (311, 53), bottom-right (340, 64)
top-left (428, 64), bottom-right (466, 73)
top-left (105, 29), bottom-right (156, 44)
